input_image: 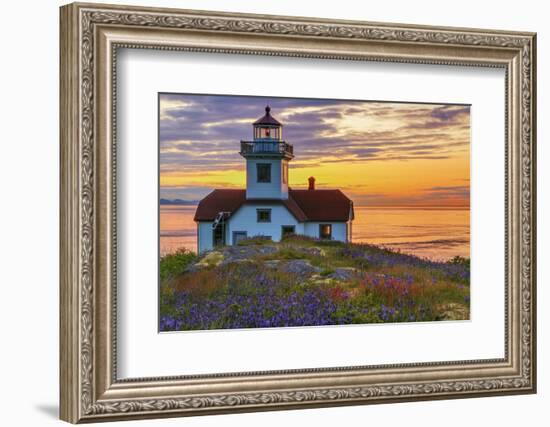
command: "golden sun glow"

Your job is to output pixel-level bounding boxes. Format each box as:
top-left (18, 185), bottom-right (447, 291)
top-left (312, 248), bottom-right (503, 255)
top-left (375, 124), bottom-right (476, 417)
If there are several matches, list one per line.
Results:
top-left (159, 95), bottom-right (470, 207)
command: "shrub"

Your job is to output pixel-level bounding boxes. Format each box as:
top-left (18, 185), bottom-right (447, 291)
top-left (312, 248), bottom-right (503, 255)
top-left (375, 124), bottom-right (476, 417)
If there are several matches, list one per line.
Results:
top-left (237, 235), bottom-right (273, 246)
top-left (449, 255), bottom-right (470, 267)
top-left (274, 246), bottom-right (307, 260)
top-left (320, 267), bottom-right (335, 276)
top-left (281, 234), bottom-right (317, 245)
top-left (159, 249), bottom-right (197, 282)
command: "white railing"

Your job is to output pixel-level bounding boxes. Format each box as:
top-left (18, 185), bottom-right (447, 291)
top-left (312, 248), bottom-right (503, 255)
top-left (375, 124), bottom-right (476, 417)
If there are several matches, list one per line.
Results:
top-left (240, 141), bottom-right (293, 156)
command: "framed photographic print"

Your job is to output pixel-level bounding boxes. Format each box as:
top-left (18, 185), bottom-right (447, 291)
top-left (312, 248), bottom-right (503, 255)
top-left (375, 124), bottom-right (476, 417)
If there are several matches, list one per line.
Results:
top-left (158, 94), bottom-right (472, 332)
top-left (60, 2), bottom-right (537, 423)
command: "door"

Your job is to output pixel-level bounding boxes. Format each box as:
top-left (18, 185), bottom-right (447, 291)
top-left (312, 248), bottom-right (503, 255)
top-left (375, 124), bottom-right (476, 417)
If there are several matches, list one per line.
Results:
top-left (281, 225), bottom-right (296, 238)
top-left (213, 222), bottom-right (226, 247)
top-left (233, 231), bottom-right (247, 245)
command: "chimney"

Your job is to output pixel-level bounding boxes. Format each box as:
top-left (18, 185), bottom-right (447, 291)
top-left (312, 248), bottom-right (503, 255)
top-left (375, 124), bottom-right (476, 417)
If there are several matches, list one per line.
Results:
top-left (308, 176), bottom-right (315, 190)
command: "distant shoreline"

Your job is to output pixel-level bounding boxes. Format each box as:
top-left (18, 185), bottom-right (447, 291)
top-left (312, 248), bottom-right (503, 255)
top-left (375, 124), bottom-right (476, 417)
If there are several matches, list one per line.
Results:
top-left (160, 201), bottom-right (470, 210)
top-left (159, 198), bottom-right (199, 206)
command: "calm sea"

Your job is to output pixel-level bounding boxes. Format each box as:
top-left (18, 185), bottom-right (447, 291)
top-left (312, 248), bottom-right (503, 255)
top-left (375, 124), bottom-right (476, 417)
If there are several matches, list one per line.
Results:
top-left (160, 205), bottom-right (469, 262)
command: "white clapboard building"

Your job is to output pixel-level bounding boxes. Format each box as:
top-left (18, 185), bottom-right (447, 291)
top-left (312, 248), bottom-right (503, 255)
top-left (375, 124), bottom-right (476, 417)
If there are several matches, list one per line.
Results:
top-left (193, 106), bottom-right (355, 253)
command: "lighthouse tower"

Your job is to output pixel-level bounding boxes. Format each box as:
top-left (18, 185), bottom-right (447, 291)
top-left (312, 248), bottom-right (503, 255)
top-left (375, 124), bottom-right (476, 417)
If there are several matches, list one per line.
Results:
top-left (239, 106), bottom-right (294, 200)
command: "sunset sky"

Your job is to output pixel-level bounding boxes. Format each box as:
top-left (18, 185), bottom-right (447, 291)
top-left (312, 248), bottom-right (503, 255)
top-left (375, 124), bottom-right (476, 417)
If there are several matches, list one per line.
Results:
top-left (159, 93), bottom-right (470, 207)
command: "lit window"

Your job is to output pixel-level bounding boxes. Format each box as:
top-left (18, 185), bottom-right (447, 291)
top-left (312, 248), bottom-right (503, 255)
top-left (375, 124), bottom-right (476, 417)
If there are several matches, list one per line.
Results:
top-left (319, 224), bottom-right (332, 240)
top-left (258, 127), bottom-right (280, 139)
top-left (283, 162), bottom-right (288, 184)
top-left (257, 163), bottom-right (271, 183)
top-left (257, 209), bottom-right (271, 223)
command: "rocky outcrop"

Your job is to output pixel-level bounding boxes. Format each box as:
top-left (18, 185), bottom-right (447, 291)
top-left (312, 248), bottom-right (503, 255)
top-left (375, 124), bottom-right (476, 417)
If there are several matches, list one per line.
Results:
top-left (327, 267), bottom-right (358, 281)
top-left (280, 259), bottom-right (321, 279)
top-left (221, 245), bottom-right (278, 264)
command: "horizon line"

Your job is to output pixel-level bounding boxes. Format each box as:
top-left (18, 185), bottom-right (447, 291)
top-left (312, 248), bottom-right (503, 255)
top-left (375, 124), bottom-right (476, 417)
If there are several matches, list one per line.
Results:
top-left (160, 199), bottom-right (470, 209)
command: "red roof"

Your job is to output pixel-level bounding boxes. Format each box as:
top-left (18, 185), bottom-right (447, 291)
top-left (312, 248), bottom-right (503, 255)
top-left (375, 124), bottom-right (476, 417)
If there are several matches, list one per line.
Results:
top-left (193, 189), bottom-right (246, 221)
top-left (194, 189), bottom-right (353, 222)
top-left (289, 189), bottom-right (354, 221)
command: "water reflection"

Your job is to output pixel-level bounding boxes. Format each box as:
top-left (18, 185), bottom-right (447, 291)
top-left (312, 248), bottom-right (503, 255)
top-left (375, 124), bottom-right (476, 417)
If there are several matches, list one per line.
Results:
top-left (159, 205), bottom-right (469, 262)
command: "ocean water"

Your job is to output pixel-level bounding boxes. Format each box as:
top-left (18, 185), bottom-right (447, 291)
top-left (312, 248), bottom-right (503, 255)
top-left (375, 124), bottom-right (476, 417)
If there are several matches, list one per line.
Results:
top-left (160, 205), bottom-right (469, 262)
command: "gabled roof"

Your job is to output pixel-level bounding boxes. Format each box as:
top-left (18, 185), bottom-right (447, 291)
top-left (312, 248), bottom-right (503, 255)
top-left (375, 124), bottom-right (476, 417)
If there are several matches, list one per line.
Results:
top-left (194, 189), bottom-right (353, 222)
top-left (193, 189), bottom-right (246, 222)
top-left (289, 189), bottom-right (354, 221)
top-left (253, 106), bottom-right (282, 126)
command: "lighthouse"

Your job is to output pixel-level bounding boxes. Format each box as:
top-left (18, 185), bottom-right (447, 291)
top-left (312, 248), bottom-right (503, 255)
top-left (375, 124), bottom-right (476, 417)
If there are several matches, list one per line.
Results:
top-left (240, 106), bottom-right (294, 200)
top-left (193, 105), bottom-right (354, 253)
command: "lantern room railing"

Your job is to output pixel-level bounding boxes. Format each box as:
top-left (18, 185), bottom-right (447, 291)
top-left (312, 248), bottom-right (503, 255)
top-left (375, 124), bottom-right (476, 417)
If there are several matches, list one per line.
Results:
top-left (240, 141), bottom-right (294, 156)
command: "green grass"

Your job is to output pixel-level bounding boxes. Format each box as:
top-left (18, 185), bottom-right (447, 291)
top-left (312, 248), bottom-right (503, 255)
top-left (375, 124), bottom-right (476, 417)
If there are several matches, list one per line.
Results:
top-left (266, 246), bottom-right (307, 260)
top-left (159, 248), bottom-right (197, 283)
top-left (319, 266), bottom-right (336, 276)
top-left (237, 235), bottom-right (273, 246)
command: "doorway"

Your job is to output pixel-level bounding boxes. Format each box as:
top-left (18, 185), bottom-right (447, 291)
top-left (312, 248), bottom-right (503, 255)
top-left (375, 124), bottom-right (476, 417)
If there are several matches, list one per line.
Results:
top-left (232, 231), bottom-right (248, 245)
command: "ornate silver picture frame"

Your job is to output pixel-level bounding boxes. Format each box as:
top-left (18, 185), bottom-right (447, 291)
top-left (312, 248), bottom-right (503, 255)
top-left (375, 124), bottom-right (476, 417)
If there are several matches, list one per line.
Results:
top-left (60, 2), bottom-right (536, 423)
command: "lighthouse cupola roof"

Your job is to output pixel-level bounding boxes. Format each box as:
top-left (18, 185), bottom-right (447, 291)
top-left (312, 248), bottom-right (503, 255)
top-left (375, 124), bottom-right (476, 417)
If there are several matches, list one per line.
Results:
top-left (253, 105), bottom-right (282, 127)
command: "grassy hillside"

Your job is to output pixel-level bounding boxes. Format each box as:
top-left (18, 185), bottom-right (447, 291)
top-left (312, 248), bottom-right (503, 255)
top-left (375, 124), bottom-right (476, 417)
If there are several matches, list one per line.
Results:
top-left (159, 235), bottom-right (470, 331)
